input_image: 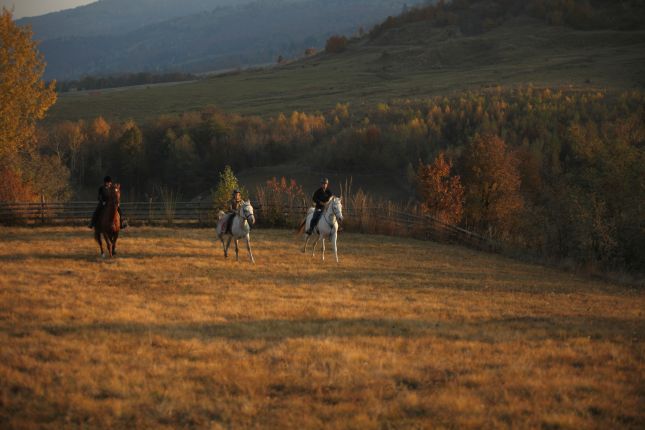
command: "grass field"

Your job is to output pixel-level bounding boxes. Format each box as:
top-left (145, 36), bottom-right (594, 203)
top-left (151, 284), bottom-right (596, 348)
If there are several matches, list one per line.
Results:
top-left (0, 227), bottom-right (643, 429)
top-left (46, 18), bottom-right (645, 123)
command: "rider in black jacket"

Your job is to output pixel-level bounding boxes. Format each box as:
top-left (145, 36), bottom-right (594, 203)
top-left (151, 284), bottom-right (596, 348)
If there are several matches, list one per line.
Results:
top-left (306, 178), bottom-right (333, 235)
top-left (89, 176), bottom-right (127, 228)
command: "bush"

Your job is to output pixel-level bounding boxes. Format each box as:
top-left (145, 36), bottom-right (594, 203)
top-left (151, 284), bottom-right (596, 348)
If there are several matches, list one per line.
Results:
top-left (325, 35), bottom-right (348, 54)
top-left (255, 177), bottom-right (306, 227)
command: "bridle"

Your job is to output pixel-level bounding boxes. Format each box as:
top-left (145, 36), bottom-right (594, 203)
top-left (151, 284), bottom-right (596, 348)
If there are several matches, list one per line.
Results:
top-left (108, 184), bottom-right (120, 207)
top-left (323, 198), bottom-right (343, 227)
top-left (238, 202), bottom-right (255, 225)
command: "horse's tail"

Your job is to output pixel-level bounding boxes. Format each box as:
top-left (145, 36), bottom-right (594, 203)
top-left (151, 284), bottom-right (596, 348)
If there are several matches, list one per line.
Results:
top-left (296, 218), bottom-right (306, 235)
top-left (296, 207), bottom-right (316, 235)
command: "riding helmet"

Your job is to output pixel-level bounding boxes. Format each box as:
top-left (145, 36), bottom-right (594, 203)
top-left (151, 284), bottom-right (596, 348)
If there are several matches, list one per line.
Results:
top-left (103, 176), bottom-right (112, 183)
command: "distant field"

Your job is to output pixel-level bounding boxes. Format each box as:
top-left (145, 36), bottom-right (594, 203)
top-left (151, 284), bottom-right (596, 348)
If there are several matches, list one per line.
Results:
top-left (47, 18), bottom-right (645, 123)
top-left (1, 227), bottom-right (643, 428)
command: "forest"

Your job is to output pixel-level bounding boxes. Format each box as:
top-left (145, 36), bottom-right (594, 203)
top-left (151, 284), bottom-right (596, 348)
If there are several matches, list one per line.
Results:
top-left (5, 87), bottom-right (641, 272)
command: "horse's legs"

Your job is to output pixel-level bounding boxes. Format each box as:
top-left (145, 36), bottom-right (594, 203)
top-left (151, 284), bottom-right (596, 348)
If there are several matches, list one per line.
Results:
top-left (103, 233), bottom-right (113, 257)
top-left (311, 236), bottom-right (319, 256)
top-left (246, 236), bottom-right (255, 264)
top-left (112, 232), bottom-right (119, 256)
top-left (303, 234), bottom-right (311, 253)
top-left (224, 237), bottom-right (232, 258)
top-left (331, 231), bottom-right (338, 263)
top-left (321, 236), bottom-right (326, 261)
top-left (234, 239), bottom-right (239, 261)
top-left (95, 229), bottom-right (104, 257)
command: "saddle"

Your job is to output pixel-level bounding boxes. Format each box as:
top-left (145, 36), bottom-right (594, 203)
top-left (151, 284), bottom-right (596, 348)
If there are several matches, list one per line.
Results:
top-left (223, 213), bottom-right (235, 234)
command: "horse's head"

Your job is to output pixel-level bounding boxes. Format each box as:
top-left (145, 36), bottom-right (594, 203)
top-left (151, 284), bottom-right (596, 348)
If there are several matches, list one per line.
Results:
top-left (240, 200), bottom-right (255, 226)
top-left (331, 196), bottom-right (343, 222)
top-left (110, 183), bottom-right (121, 205)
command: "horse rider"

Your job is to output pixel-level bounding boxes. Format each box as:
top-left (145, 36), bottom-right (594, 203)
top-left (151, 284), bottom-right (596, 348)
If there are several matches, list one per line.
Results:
top-left (225, 189), bottom-right (243, 233)
top-left (306, 178), bottom-right (333, 235)
top-left (89, 176), bottom-right (127, 229)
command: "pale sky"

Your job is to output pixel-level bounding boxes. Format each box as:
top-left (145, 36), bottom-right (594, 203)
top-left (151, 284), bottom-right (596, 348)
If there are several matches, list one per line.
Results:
top-left (0, 0), bottom-right (96, 19)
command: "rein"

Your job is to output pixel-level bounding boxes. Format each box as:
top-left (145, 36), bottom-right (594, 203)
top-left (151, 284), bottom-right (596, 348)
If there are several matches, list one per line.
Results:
top-left (236, 204), bottom-right (254, 224)
top-left (323, 199), bottom-right (340, 228)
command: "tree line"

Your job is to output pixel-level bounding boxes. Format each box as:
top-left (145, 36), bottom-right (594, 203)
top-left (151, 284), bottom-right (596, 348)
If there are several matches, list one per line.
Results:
top-left (15, 87), bottom-right (642, 272)
top-left (55, 72), bottom-right (197, 93)
top-left (369, 0), bottom-right (645, 39)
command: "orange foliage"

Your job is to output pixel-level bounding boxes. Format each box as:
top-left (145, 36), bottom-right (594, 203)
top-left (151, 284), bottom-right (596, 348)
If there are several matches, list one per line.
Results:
top-left (0, 167), bottom-right (36, 202)
top-left (325, 35), bottom-right (348, 54)
top-left (256, 177), bottom-right (306, 227)
top-left (417, 152), bottom-right (464, 225)
top-left (461, 134), bottom-right (523, 235)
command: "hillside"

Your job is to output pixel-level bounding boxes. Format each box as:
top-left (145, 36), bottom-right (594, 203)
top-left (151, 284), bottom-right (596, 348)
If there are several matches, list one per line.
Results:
top-left (20, 0), bottom-right (422, 80)
top-left (48, 3), bottom-right (645, 122)
top-left (1, 227), bottom-right (643, 428)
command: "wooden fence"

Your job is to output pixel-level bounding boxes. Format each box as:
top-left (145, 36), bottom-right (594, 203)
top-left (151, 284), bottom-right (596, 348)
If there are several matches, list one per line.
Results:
top-left (0, 201), bottom-right (498, 252)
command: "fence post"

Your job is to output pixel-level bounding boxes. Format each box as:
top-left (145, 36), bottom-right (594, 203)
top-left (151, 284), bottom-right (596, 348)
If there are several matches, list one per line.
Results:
top-left (148, 197), bottom-right (153, 225)
top-left (40, 194), bottom-right (45, 224)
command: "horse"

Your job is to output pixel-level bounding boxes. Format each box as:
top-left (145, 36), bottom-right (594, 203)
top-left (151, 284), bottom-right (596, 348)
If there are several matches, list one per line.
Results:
top-left (298, 196), bottom-right (344, 263)
top-left (94, 183), bottom-right (120, 258)
top-left (215, 200), bottom-right (256, 263)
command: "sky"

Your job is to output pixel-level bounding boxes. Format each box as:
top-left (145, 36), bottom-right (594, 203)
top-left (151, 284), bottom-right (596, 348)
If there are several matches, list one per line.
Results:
top-left (0, 0), bottom-right (95, 18)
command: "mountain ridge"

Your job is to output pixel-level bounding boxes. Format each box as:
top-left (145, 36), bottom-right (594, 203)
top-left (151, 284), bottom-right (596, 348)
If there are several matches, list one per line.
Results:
top-left (18, 0), bottom-right (423, 80)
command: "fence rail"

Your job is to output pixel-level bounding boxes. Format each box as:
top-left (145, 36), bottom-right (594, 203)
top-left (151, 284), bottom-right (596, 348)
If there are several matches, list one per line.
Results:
top-left (0, 201), bottom-right (498, 252)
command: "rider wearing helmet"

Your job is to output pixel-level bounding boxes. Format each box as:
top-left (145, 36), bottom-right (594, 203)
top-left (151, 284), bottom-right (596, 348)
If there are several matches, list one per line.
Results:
top-left (89, 175), bottom-right (127, 229)
top-left (306, 178), bottom-right (333, 235)
top-left (226, 189), bottom-right (243, 233)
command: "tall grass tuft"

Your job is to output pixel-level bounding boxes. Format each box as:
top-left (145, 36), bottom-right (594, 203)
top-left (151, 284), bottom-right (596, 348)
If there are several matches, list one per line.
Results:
top-left (157, 186), bottom-right (180, 225)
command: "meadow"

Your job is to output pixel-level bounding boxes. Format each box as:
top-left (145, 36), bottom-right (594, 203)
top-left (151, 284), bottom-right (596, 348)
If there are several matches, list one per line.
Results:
top-left (0, 227), bottom-right (643, 429)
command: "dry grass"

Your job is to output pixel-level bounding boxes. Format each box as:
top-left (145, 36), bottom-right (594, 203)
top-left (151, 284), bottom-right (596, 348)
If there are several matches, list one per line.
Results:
top-left (0, 227), bottom-right (643, 429)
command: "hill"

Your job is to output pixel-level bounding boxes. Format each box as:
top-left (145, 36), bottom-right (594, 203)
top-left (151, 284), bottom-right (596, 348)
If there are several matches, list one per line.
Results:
top-left (47, 0), bottom-right (645, 122)
top-left (19, 0), bottom-right (422, 80)
top-left (0, 227), bottom-right (643, 428)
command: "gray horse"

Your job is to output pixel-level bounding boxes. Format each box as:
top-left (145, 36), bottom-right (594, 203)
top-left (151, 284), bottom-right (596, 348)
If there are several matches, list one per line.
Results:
top-left (215, 200), bottom-right (256, 263)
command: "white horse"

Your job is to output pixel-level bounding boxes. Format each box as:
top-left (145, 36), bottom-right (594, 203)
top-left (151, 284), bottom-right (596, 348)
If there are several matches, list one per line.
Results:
top-left (216, 200), bottom-right (256, 263)
top-left (299, 196), bottom-right (344, 263)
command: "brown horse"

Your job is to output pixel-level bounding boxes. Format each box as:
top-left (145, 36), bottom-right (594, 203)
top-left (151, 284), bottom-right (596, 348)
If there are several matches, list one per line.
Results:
top-left (94, 183), bottom-right (121, 258)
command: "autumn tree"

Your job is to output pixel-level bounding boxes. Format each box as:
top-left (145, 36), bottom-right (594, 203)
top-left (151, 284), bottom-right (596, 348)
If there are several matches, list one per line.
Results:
top-left (417, 152), bottom-right (464, 225)
top-left (0, 8), bottom-right (57, 201)
top-left (212, 165), bottom-right (247, 211)
top-left (460, 134), bottom-right (523, 236)
top-left (114, 120), bottom-right (145, 194)
top-left (1, 8), bottom-right (57, 159)
top-left (85, 116), bottom-right (111, 181)
top-left (325, 35), bottom-right (348, 53)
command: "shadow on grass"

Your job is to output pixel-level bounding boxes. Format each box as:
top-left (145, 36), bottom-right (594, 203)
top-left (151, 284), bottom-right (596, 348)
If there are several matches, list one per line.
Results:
top-left (36, 316), bottom-right (643, 343)
top-left (0, 251), bottom-right (216, 262)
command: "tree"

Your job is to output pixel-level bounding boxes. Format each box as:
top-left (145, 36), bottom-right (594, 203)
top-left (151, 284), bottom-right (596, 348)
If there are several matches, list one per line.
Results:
top-left (417, 152), bottom-right (464, 225)
top-left (325, 35), bottom-right (348, 54)
top-left (0, 8), bottom-right (58, 201)
top-left (114, 120), bottom-right (144, 194)
top-left (0, 8), bottom-right (56, 163)
top-left (460, 134), bottom-right (523, 236)
top-left (212, 165), bottom-right (247, 211)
